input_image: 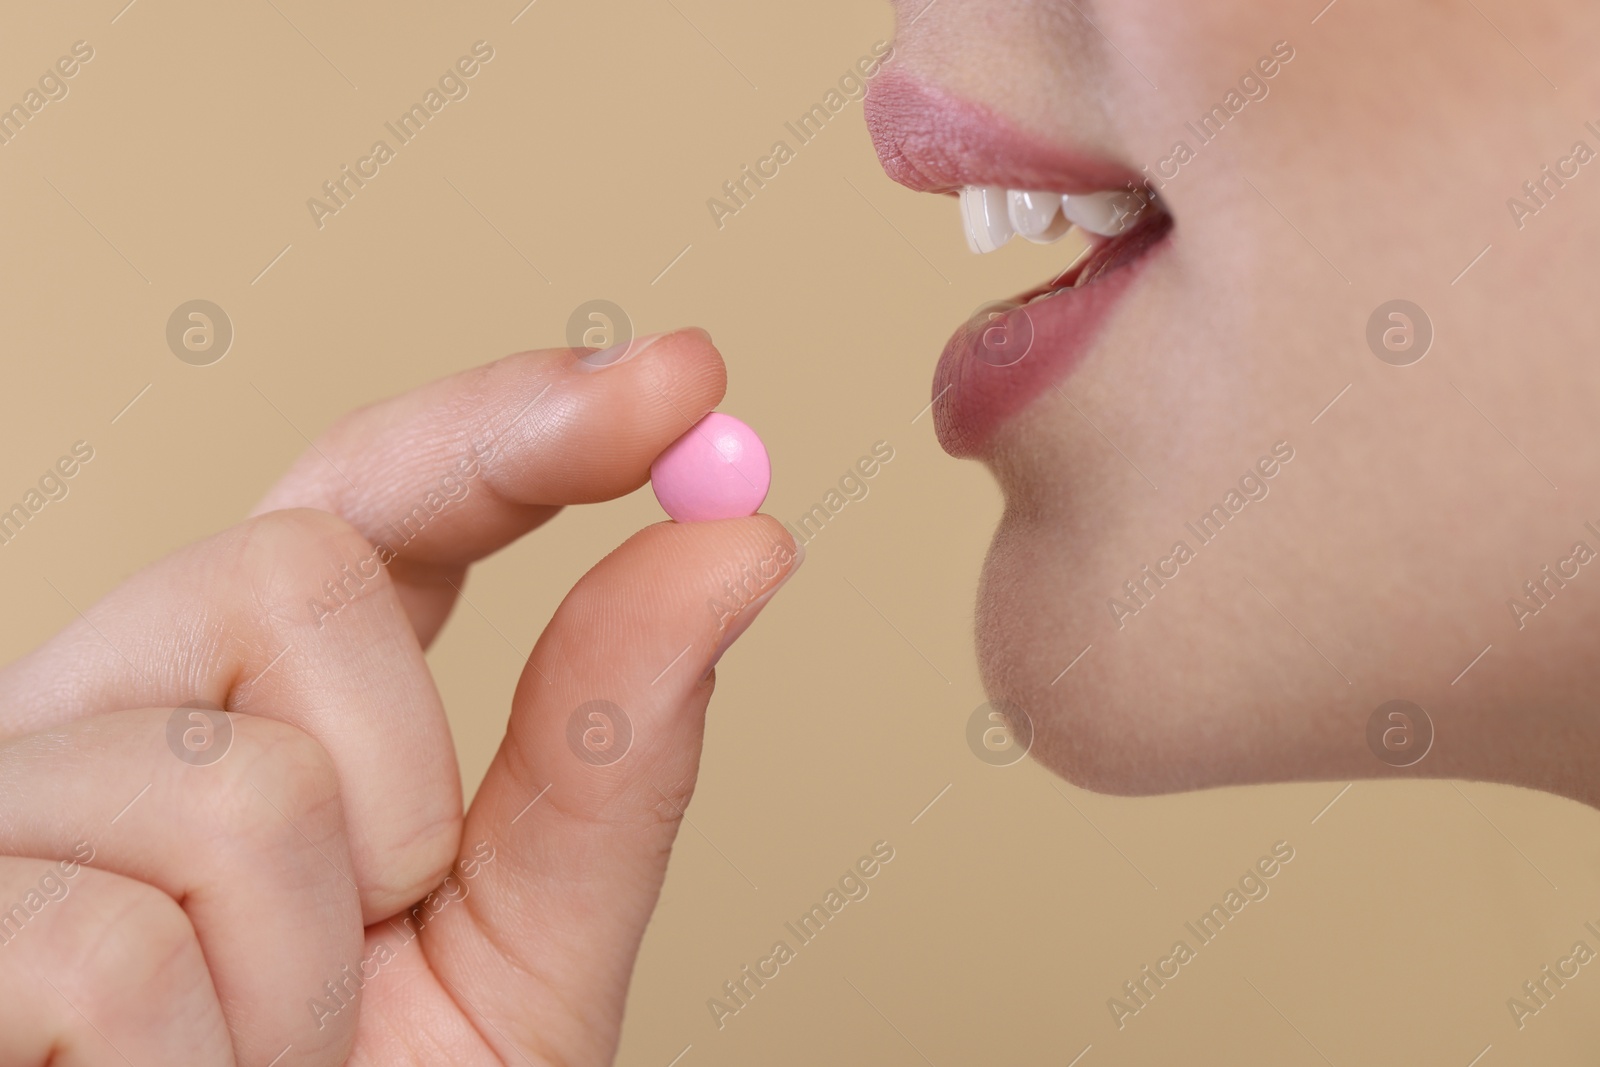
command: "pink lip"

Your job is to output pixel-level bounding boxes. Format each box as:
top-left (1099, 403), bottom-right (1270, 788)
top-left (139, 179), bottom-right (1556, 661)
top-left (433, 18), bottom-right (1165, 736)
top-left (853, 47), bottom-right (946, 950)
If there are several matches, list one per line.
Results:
top-left (864, 71), bottom-right (1140, 195)
top-left (864, 71), bottom-right (1169, 458)
top-left (930, 215), bottom-right (1171, 458)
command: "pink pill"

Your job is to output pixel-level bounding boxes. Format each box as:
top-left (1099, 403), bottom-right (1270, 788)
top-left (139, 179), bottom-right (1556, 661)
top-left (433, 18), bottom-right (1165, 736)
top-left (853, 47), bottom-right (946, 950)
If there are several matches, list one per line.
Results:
top-left (651, 412), bottom-right (771, 523)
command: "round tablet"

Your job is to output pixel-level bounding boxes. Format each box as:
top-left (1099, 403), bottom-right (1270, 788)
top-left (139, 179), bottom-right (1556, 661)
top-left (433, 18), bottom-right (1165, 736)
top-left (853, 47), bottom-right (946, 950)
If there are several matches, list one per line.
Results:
top-left (650, 413), bottom-right (771, 523)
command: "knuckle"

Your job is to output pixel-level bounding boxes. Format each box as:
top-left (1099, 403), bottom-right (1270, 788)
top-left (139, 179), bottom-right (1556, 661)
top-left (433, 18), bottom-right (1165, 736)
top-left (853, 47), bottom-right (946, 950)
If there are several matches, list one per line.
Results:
top-left (361, 813), bottom-right (460, 917)
top-left (191, 716), bottom-right (343, 856)
top-left (236, 507), bottom-right (392, 620)
top-left (242, 506), bottom-right (377, 575)
top-left (644, 775), bottom-right (695, 829)
top-left (45, 870), bottom-right (199, 1003)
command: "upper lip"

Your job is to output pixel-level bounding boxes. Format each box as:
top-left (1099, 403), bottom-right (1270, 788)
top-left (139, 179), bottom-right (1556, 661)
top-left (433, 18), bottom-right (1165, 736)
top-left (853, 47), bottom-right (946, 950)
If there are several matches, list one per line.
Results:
top-left (864, 70), bottom-right (1140, 196)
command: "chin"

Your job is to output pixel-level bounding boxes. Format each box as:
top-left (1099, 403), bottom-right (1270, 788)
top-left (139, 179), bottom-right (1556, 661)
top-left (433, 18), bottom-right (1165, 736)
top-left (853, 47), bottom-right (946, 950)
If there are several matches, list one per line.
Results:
top-left (973, 501), bottom-right (1338, 800)
top-left (974, 506), bottom-right (1153, 797)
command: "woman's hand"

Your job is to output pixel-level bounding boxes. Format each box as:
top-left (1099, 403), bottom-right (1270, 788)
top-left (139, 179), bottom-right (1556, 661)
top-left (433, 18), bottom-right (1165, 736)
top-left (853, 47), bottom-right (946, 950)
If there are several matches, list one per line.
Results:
top-left (0, 327), bottom-right (799, 1065)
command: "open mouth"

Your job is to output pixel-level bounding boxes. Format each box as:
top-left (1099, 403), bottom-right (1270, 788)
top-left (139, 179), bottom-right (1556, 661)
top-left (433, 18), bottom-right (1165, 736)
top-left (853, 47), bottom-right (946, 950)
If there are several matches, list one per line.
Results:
top-left (862, 71), bottom-right (1176, 458)
top-left (929, 192), bottom-right (1174, 458)
top-left (952, 173), bottom-right (1177, 305)
top-left (960, 184), bottom-right (1158, 251)
top-left (995, 193), bottom-right (1175, 305)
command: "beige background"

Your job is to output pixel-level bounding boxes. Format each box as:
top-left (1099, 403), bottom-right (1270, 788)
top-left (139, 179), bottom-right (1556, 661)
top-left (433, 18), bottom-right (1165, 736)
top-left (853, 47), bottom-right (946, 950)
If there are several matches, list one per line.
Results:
top-left (2, 1), bottom-right (1598, 1063)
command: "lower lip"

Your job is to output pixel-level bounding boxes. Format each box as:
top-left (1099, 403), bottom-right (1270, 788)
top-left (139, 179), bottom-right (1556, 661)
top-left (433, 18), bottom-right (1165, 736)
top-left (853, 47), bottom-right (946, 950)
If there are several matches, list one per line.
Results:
top-left (931, 214), bottom-right (1172, 458)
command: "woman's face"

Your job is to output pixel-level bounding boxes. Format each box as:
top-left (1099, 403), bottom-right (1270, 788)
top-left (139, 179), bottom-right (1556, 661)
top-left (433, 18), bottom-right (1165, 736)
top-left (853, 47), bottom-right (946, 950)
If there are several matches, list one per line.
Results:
top-left (868, 1), bottom-right (1600, 802)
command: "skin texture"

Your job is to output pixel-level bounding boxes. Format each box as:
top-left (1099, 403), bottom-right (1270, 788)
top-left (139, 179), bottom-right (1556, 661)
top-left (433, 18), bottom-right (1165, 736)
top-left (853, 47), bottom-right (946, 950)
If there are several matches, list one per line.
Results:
top-left (6, 4), bottom-right (1599, 1060)
top-left (0, 329), bottom-right (800, 1064)
top-left (869, 1), bottom-right (1600, 805)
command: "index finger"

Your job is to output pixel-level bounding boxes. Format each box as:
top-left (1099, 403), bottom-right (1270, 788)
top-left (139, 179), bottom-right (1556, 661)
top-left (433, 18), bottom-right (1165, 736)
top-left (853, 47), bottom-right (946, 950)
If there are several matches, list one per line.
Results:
top-left (252, 326), bottom-right (726, 645)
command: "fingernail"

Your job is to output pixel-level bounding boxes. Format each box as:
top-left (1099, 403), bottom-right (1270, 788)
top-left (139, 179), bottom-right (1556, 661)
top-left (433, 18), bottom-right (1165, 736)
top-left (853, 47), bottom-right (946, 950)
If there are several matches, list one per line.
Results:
top-left (705, 542), bottom-right (803, 676)
top-left (576, 326), bottom-right (711, 372)
top-left (576, 331), bottom-right (665, 371)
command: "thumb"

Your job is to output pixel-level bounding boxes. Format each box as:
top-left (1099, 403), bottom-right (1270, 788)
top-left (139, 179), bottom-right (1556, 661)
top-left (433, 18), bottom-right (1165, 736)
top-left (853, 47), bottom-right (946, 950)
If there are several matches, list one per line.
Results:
top-left (424, 515), bottom-right (801, 1064)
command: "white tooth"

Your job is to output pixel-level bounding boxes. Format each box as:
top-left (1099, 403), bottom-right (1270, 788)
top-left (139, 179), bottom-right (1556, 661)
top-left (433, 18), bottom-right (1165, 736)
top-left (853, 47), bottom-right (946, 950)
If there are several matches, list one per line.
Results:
top-left (1060, 189), bottom-right (1149, 237)
top-left (1007, 189), bottom-right (1071, 243)
top-left (960, 185), bottom-right (1014, 254)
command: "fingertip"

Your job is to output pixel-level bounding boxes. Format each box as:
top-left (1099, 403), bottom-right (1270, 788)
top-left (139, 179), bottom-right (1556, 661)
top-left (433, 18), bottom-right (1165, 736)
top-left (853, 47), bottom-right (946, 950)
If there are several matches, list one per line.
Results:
top-left (590, 324), bottom-right (723, 383)
top-left (703, 517), bottom-right (804, 674)
top-left (536, 515), bottom-right (802, 698)
top-left (640, 326), bottom-right (728, 410)
top-left (636, 512), bottom-right (801, 580)
top-left (744, 513), bottom-right (804, 580)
